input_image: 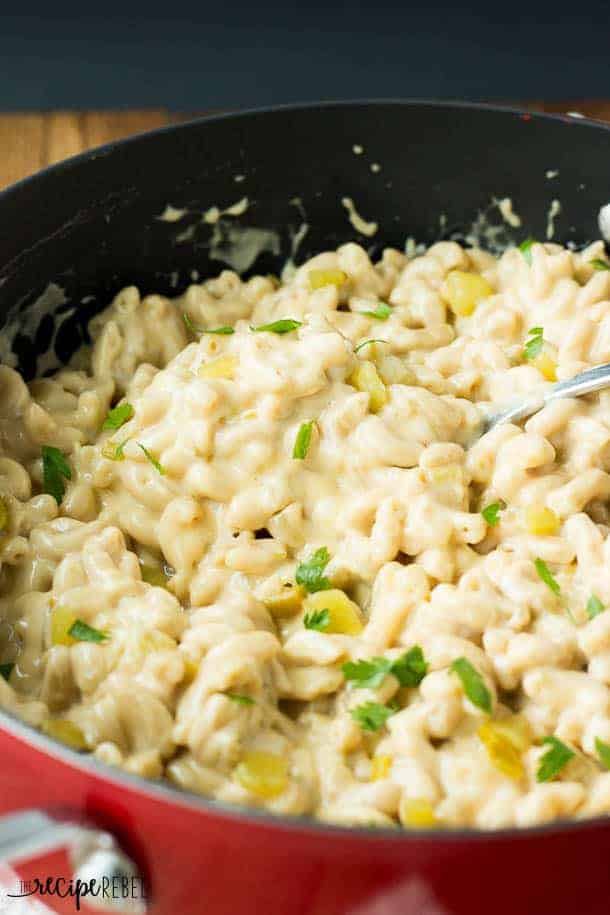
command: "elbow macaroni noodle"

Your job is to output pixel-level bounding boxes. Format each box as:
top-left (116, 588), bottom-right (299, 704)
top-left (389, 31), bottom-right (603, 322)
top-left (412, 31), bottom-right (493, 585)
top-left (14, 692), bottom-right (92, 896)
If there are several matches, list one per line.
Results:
top-left (1, 237), bottom-right (610, 829)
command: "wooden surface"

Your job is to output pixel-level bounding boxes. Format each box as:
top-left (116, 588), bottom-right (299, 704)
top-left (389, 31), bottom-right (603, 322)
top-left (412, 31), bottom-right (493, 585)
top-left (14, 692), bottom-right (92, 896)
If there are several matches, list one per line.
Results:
top-left (0, 103), bottom-right (609, 192)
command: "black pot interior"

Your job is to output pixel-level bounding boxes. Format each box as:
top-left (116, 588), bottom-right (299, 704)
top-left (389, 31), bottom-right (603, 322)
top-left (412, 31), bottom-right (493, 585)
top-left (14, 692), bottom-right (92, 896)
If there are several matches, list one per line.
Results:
top-left (0, 101), bottom-right (609, 377)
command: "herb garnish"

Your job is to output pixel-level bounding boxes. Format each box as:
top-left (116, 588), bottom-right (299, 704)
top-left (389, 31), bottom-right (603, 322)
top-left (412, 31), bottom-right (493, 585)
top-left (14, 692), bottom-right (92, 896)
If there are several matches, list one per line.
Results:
top-left (103, 402), bottom-right (134, 431)
top-left (354, 339), bottom-right (388, 354)
top-left (42, 446), bottom-right (72, 504)
top-left (536, 736), bottom-right (574, 782)
top-left (343, 646), bottom-right (427, 690)
top-left (138, 443), bottom-right (166, 475)
top-left (350, 701), bottom-right (398, 732)
top-left (68, 619), bottom-right (109, 644)
top-left (226, 693), bottom-right (255, 706)
top-left (293, 421), bottom-right (314, 460)
top-left (183, 313), bottom-right (234, 335)
top-left (519, 238), bottom-right (537, 266)
top-left (303, 609), bottom-right (330, 631)
top-left (591, 258), bottom-right (610, 271)
top-left (102, 439), bottom-right (129, 462)
top-left (450, 657), bottom-right (492, 714)
top-left (534, 557), bottom-right (560, 596)
top-left (250, 319), bottom-right (302, 335)
top-left (360, 303), bottom-right (392, 321)
top-left (295, 547), bottom-right (331, 593)
top-left (586, 594), bottom-right (606, 619)
top-left (481, 500), bottom-right (506, 527)
top-left (523, 326), bottom-right (545, 361)
top-left (595, 737), bottom-right (610, 770)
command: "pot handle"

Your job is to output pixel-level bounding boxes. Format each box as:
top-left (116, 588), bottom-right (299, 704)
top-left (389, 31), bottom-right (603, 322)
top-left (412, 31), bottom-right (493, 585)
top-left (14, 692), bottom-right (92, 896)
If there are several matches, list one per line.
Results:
top-left (0, 809), bottom-right (147, 913)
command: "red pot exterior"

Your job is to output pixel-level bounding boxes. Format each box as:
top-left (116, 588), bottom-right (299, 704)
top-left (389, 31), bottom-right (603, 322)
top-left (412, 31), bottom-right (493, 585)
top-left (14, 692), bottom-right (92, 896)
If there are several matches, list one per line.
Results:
top-left (2, 726), bottom-right (610, 915)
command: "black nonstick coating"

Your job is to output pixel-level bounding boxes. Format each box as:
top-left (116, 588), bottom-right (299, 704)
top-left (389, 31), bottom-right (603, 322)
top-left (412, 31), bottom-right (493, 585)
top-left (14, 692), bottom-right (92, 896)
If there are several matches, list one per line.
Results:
top-left (0, 101), bottom-right (609, 378)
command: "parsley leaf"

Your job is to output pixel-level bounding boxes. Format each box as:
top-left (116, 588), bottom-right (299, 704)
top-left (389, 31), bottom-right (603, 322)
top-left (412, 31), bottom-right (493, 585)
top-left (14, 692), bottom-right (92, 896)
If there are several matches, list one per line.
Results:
top-left (450, 657), bottom-right (492, 714)
top-left (343, 647), bottom-right (428, 690)
top-left (343, 657), bottom-right (393, 689)
top-left (0, 663), bottom-right (14, 681)
top-left (184, 313), bottom-right (234, 335)
top-left (523, 326), bottom-right (545, 361)
top-left (536, 736), bottom-right (574, 782)
top-left (102, 439), bottom-right (129, 462)
top-left (303, 609), bottom-right (330, 631)
top-left (360, 303), bottom-right (392, 321)
top-left (295, 547), bottom-right (331, 593)
top-left (251, 319), bottom-right (302, 335)
top-left (138, 443), bottom-right (166, 475)
top-left (534, 557), bottom-right (560, 596)
top-left (391, 646), bottom-right (428, 687)
top-left (591, 258), bottom-right (610, 271)
top-left (350, 701), bottom-right (397, 732)
top-left (103, 402), bottom-right (134, 431)
top-left (586, 594), bottom-right (606, 619)
top-left (68, 619), bottom-right (109, 644)
top-left (42, 446), bottom-right (72, 504)
top-left (481, 500), bottom-right (506, 527)
top-left (183, 313), bottom-right (201, 335)
top-left (293, 421), bottom-right (314, 460)
top-left (595, 737), bottom-right (610, 770)
top-left (354, 339), bottom-right (388, 354)
top-left (519, 237), bottom-right (537, 266)
top-left (226, 693), bottom-right (255, 706)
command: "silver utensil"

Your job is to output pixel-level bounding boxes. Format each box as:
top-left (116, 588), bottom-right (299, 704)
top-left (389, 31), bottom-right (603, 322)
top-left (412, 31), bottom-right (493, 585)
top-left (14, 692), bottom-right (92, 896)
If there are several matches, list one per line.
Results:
top-left (480, 362), bottom-right (610, 438)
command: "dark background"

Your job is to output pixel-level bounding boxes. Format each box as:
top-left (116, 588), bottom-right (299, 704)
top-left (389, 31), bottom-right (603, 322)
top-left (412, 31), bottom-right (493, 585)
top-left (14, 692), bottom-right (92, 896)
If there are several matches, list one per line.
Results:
top-left (1, 0), bottom-right (609, 110)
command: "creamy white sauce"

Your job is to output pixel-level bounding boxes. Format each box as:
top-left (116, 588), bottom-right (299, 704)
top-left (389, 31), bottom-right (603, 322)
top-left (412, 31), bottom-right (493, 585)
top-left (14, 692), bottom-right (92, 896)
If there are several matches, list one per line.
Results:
top-left (341, 197), bottom-right (378, 237)
top-left (208, 224), bottom-right (280, 273)
top-left (157, 205), bottom-right (189, 223)
top-left (496, 197), bottom-right (522, 229)
top-left (546, 199), bottom-right (562, 240)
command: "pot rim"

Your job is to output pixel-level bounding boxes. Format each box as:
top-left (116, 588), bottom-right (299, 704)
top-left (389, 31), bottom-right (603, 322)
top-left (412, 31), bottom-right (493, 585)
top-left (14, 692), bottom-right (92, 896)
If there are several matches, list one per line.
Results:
top-left (2, 97), bottom-right (610, 845)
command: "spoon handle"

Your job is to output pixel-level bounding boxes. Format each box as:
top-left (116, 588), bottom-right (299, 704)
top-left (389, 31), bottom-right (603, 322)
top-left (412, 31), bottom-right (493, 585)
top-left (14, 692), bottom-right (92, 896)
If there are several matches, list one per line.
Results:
top-left (545, 361), bottom-right (610, 403)
top-left (481, 362), bottom-right (610, 436)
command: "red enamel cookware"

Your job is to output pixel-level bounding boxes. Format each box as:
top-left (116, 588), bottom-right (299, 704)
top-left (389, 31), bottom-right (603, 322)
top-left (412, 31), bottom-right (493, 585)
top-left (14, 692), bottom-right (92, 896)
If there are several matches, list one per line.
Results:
top-left (1, 102), bottom-right (610, 915)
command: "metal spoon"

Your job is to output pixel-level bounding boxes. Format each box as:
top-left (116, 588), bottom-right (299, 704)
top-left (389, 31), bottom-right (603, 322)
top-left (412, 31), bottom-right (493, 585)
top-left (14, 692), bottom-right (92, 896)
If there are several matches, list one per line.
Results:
top-left (479, 362), bottom-right (610, 438)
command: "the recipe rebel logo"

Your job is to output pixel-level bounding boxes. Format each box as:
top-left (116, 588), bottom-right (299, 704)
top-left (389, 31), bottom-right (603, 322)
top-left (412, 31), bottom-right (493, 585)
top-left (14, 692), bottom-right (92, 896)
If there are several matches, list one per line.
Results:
top-left (6, 872), bottom-right (148, 911)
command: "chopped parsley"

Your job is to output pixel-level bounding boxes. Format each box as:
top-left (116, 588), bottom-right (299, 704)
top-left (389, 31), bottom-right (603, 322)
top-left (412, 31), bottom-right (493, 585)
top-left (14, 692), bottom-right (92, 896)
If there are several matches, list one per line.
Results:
top-left (586, 594), bottom-right (606, 620)
top-left (303, 609), bottom-right (330, 631)
top-left (68, 619), bottom-right (109, 644)
top-left (226, 693), bottom-right (255, 706)
top-left (523, 326), bottom-right (545, 361)
top-left (519, 237), bottom-right (537, 266)
top-left (250, 319), bottom-right (302, 335)
top-left (295, 547), bottom-right (331, 593)
top-left (183, 313), bottom-right (234, 335)
top-left (0, 663), bottom-right (14, 681)
top-left (481, 500), bottom-right (506, 527)
top-left (103, 402), bottom-right (134, 431)
top-left (293, 421), bottom-right (314, 460)
top-left (354, 339), bottom-right (388, 354)
top-left (590, 258), bottom-right (610, 271)
top-left (42, 446), bottom-right (72, 504)
top-left (350, 701), bottom-right (397, 732)
top-left (102, 439), bottom-right (129, 462)
top-left (343, 646), bottom-right (427, 689)
top-left (595, 737), bottom-right (610, 770)
top-left (450, 657), bottom-right (492, 714)
top-left (138, 443), bottom-right (166, 475)
top-left (534, 558), bottom-right (560, 596)
top-left (536, 736), bottom-right (574, 782)
top-left (360, 303), bottom-right (392, 321)
top-left (391, 646), bottom-right (428, 687)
